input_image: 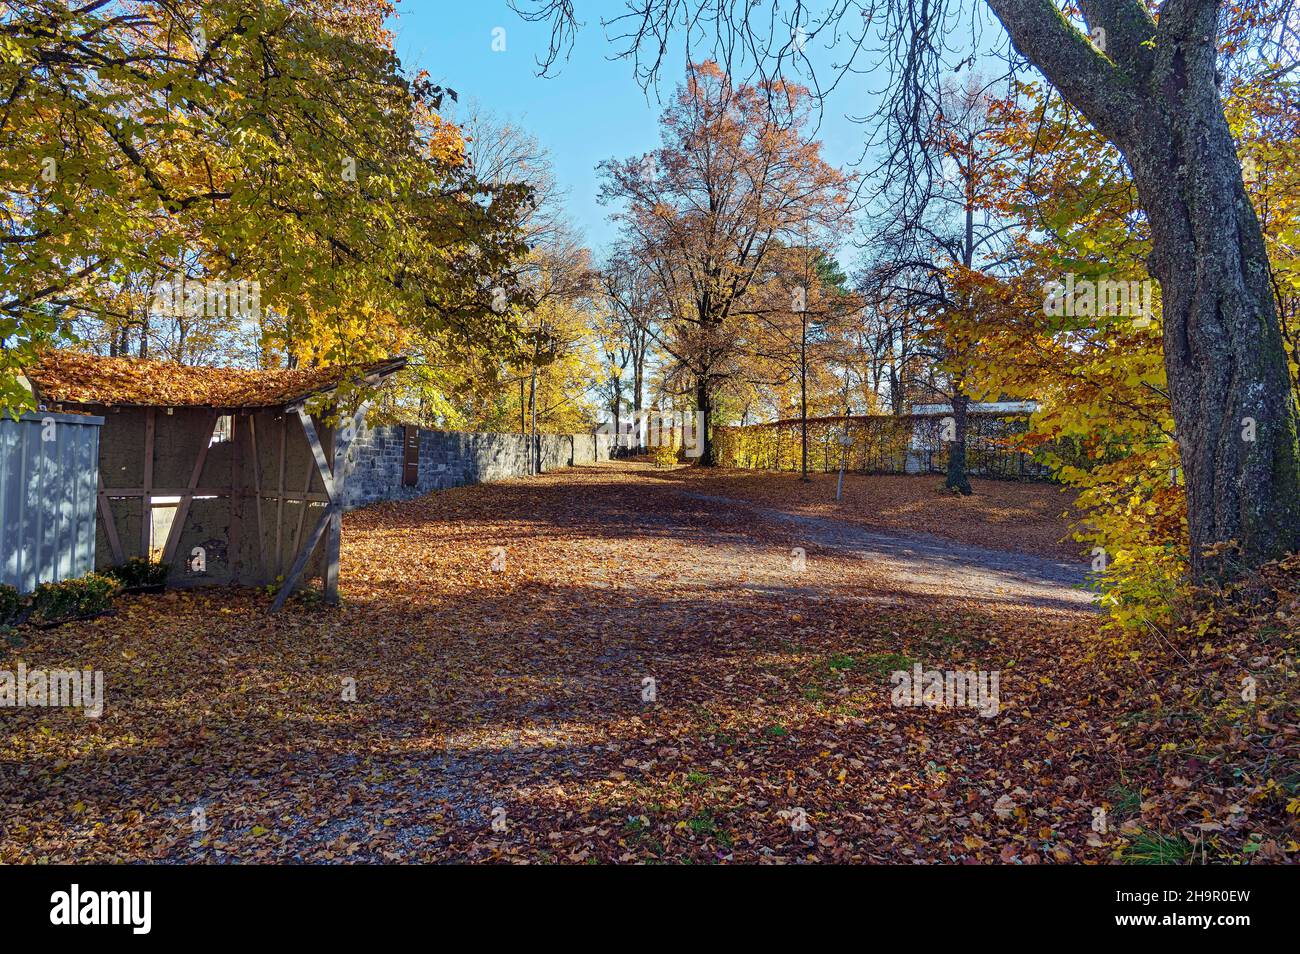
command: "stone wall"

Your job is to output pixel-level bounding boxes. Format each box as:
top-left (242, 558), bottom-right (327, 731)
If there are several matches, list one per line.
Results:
top-left (342, 426), bottom-right (611, 510)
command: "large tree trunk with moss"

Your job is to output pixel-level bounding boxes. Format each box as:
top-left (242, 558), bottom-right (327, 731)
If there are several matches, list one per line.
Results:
top-left (1135, 93), bottom-right (1300, 580)
top-left (988, 0), bottom-right (1300, 580)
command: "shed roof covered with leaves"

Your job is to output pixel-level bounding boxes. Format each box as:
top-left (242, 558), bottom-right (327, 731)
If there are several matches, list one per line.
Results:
top-left (26, 351), bottom-right (406, 410)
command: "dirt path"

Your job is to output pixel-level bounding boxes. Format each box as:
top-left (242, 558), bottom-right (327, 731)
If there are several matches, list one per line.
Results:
top-left (678, 490), bottom-right (1097, 612)
top-left (1, 463), bottom-right (1120, 864)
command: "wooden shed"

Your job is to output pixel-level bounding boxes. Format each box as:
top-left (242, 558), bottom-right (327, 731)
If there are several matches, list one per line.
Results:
top-left (24, 351), bottom-right (406, 609)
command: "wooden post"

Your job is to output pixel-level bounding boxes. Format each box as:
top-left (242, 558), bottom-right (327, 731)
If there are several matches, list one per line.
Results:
top-left (141, 407), bottom-right (155, 557)
top-left (268, 509), bottom-right (330, 613)
top-left (322, 403), bottom-right (365, 603)
top-left (248, 414), bottom-right (267, 574)
top-left (270, 401), bottom-right (366, 611)
top-left (96, 474), bottom-right (125, 564)
top-left (229, 411), bottom-right (242, 582)
top-left (296, 408), bottom-right (336, 500)
top-left (161, 411), bottom-right (218, 566)
top-left (288, 453), bottom-right (314, 581)
top-left (322, 416), bottom-right (346, 600)
top-left (275, 414), bottom-right (287, 576)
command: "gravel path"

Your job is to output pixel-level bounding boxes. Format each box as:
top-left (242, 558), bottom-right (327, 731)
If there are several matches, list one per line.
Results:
top-left (679, 490), bottom-right (1099, 612)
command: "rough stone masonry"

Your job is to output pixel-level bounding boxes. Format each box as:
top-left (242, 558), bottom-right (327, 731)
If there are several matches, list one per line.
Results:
top-left (342, 425), bottom-right (611, 510)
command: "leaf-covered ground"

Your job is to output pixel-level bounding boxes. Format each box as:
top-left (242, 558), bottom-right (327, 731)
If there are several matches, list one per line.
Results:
top-left (658, 467), bottom-right (1083, 560)
top-left (1, 462), bottom-right (1278, 864)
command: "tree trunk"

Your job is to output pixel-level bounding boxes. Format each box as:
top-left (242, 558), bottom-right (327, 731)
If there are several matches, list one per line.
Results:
top-left (696, 376), bottom-right (716, 466)
top-left (799, 312), bottom-right (810, 481)
top-left (1128, 63), bottom-right (1300, 579)
top-left (986, 0), bottom-right (1300, 580)
top-left (633, 340), bottom-right (646, 453)
top-left (945, 158), bottom-right (977, 497)
top-left (612, 377), bottom-right (622, 455)
top-left (525, 374), bottom-right (535, 475)
top-left (945, 389), bottom-right (972, 495)
top-left (528, 368), bottom-right (538, 475)
top-left (888, 327), bottom-right (904, 414)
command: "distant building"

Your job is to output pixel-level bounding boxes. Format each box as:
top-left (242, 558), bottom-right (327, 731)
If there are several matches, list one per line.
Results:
top-left (909, 400), bottom-right (1039, 416)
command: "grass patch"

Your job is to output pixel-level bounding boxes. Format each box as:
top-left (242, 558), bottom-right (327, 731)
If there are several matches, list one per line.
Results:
top-left (1120, 828), bottom-right (1193, 865)
top-left (860, 652), bottom-right (917, 679)
top-left (827, 653), bottom-right (857, 672)
top-left (684, 810), bottom-right (732, 849)
top-left (1107, 784), bottom-right (1142, 819)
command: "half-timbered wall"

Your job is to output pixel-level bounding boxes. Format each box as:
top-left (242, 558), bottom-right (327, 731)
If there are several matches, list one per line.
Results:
top-left (90, 404), bottom-right (336, 591)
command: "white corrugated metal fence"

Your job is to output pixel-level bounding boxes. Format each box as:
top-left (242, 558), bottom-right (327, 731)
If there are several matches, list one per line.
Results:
top-left (0, 412), bottom-right (103, 593)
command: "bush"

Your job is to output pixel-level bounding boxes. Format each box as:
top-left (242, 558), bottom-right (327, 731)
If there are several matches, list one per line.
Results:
top-left (30, 573), bottom-right (120, 624)
top-left (652, 441), bottom-right (679, 468)
top-left (0, 584), bottom-right (22, 626)
top-left (106, 557), bottom-right (170, 589)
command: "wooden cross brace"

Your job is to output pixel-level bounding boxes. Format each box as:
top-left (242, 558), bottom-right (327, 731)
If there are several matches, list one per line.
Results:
top-left (270, 401), bottom-right (367, 612)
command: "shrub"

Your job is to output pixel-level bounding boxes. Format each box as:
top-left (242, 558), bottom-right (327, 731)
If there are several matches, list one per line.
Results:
top-left (0, 584), bottom-right (22, 626)
top-left (30, 573), bottom-right (120, 624)
top-left (106, 557), bottom-right (170, 589)
top-left (1057, 436), bottom-right (1188, 635)
top-left (651, 440), bottom-right (679, 468)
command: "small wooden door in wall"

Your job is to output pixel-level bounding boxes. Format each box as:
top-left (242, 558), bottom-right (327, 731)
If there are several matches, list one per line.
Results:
top-left (402, 426), bottom-right (420, 487)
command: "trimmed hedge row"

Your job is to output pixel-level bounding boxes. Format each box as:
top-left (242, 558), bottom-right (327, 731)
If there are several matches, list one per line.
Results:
top-left (715, 413), bottom-right (1052, 479)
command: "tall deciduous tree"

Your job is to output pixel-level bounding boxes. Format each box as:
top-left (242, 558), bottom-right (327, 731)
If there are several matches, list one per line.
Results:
top-left (864, 77), bottom-right (1020, 494)
top-left (598, 254), bottom-right (659, 452)
top-left (744, 244), bottom-right (858, 479)
top-left (599, 61), bottom-right (851, 464)
top-left (2, 0), bottom-right (531, 410)
top-left (522, 0), bottom-right (1300, 579)
top-left (984, 0), bottom-right (1300, 580)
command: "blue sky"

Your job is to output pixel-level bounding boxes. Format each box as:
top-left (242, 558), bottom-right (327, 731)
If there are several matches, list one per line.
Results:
top-left (391, 1), bottom-right (880, 263)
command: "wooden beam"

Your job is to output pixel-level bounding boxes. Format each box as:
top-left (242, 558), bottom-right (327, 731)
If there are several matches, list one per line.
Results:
top-left (275, 413), bottom-right (287, 575)
top-left (323, 507), bottom-right (342, 603)
top-left (272, 401), bottom-right (367, 610)
top-left (96, 474), bottom-right (124, 564)
top-left (293, 405), bottom-right (335, 500)
top-left (141, 407), bottom-right (155, 556)
top-left (96, 486), bottom-right (249, 498)
top-left (254, 490), bottom-right (330, 504)
top-left (321, 404), bottom-right (365, 603)
top-left (269, 509), bottom-right (330, 612)
top-left (161, 411), bottom-right (218, 566)
top-left (248, 414), bottom-right (267, 573)
top-left (288, 458), bottom-right (314, 582)
top-left (229, 411), bottom-right (242, 582)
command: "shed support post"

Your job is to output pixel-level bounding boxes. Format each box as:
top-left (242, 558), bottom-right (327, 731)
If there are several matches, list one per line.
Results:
top-left (270, 401), bottom-right (367, 612)
top-left (96, 474), bottom-right (125, 565)
top-left (140, 407), bottom-right (155, 557)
